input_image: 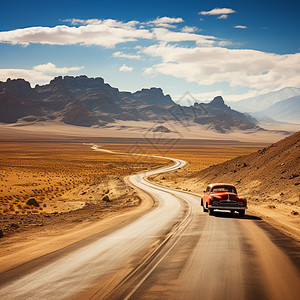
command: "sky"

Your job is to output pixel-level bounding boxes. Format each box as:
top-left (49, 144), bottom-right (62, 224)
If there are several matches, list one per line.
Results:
top-left (0, 0), bottom-right (299, 103)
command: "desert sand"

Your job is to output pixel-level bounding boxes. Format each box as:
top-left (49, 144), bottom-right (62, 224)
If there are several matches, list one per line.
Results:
top-left (0, 141), bottom-right (168, 225)
top-left (1, 119), bottom-right (293, 143)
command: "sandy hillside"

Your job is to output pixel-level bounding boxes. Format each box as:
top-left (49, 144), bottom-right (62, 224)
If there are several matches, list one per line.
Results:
top-left (192, 130), bottom-right (300, 202)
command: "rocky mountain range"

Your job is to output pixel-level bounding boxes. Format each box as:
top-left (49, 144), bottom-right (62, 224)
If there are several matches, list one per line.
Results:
top-left (227, 87), bottom-right (300, 113)
top-left (261, 96), bottom-right (300, 123)
top-left (226, 87), bottom-right (300, 124)
top-left (0, 75), bottom-right (260, 133)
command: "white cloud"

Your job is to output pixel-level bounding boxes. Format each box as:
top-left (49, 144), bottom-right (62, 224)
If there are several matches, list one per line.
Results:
top-left (152, 28), bottom-right (216, 45)
top-left (199, 8), bottom-right (236, 16)
top-left (119, 64), bottom-right (133, 72)
top-left (218, 40), bottom-right (232, 47)
top-left (143, 43), bottom-right (300, 93)
top-left (0, 17), bottom-right (223, 49)
top-left (218, 15), bottom-right (228, 19)
top-left (234, 25), bottom-right (247, 29)
top-left (112, 51), bottom-right (142, 60)
top-left (33, 62), bottom-right (82, 74)
top-left (0, 63), bottom-right (83, 85)
top-left (181, 26), bottom-right (198, 33)
top-left (63, 19), bottom-right (102, 25)
top-left (143, 67), bottom-right (155, 76)
top-left (64, 18), bottom-right (139, 28)
top-left (147, 17), bottom-right (184, 28)
top-left (0, 20), bottom-right (153, 48)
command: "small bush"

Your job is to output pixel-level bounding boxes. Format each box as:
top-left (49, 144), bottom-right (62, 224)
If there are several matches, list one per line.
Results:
top-left (26, 197), bottom-right (40, 207)
top-left (102, 195), bottom-right (111, 202)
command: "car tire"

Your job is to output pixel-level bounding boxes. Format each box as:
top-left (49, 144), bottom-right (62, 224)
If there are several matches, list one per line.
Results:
top-left (239, 210), bottom-right (245, 217)
top-left (208, 208), bottom-right (214, 215)
top-left (203, 205), bottom-right (208, 213)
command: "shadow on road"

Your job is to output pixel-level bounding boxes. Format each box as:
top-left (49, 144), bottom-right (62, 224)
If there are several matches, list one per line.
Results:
top-left (211, 211), bottom-right (262, 220)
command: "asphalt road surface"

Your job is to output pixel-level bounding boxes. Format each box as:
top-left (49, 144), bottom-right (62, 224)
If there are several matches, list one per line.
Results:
top-left (0, 155), bottom-right (300, 300)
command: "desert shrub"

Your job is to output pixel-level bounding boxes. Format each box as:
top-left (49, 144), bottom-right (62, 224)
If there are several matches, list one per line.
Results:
top-left (102, 195), bottom-right (111, 202)
top-left (26, 197), bottom-right (39, 207)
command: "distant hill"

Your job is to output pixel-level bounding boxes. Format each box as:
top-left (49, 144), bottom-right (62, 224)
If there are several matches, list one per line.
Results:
top-left (0, 76), bottom-right (260, 133)
top-left (261, 96), bottom-right (300, 123)
top-left (228, 87), bottom-right (300, 113)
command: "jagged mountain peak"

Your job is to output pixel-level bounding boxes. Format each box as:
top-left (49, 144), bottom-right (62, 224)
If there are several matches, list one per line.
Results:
top-left (47, 75), bottom-right (106, 89)
top-left (1, 78), bottom-right (32, 91)
top-left (209, 96), bottom-right (226, 107)
top-left (133, 87), bottom-right (174, 106)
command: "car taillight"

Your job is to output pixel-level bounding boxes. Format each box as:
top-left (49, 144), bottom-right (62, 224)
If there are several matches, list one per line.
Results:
top-left (239, 198), bottom-right (247, 206)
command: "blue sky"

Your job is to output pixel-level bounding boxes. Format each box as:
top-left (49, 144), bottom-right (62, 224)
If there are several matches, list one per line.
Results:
top-left (0, 0), bottom-right (299, 102)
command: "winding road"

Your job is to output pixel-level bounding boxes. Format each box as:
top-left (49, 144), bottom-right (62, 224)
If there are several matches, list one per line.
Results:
top-left (0, 150), bottom-right (300, 300)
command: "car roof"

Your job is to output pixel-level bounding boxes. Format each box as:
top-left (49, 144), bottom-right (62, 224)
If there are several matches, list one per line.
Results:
top-left (208, 183), bottom-right (236, 188)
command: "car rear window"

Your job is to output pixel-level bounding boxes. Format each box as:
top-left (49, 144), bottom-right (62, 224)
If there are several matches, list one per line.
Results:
top-left (211, 186), bottom-right (237, 193)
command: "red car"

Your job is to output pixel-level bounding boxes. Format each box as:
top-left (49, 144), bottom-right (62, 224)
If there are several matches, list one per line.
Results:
top-left (201, 183), bottom-right (247, 217)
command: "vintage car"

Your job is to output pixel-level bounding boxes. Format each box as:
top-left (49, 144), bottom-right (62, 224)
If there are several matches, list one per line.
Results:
top-left (201, 183), bottom-right (247, 217)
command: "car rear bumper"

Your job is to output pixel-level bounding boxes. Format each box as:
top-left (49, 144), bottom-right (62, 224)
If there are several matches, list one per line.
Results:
top-left (208, 205), bottom-right (248, 210)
